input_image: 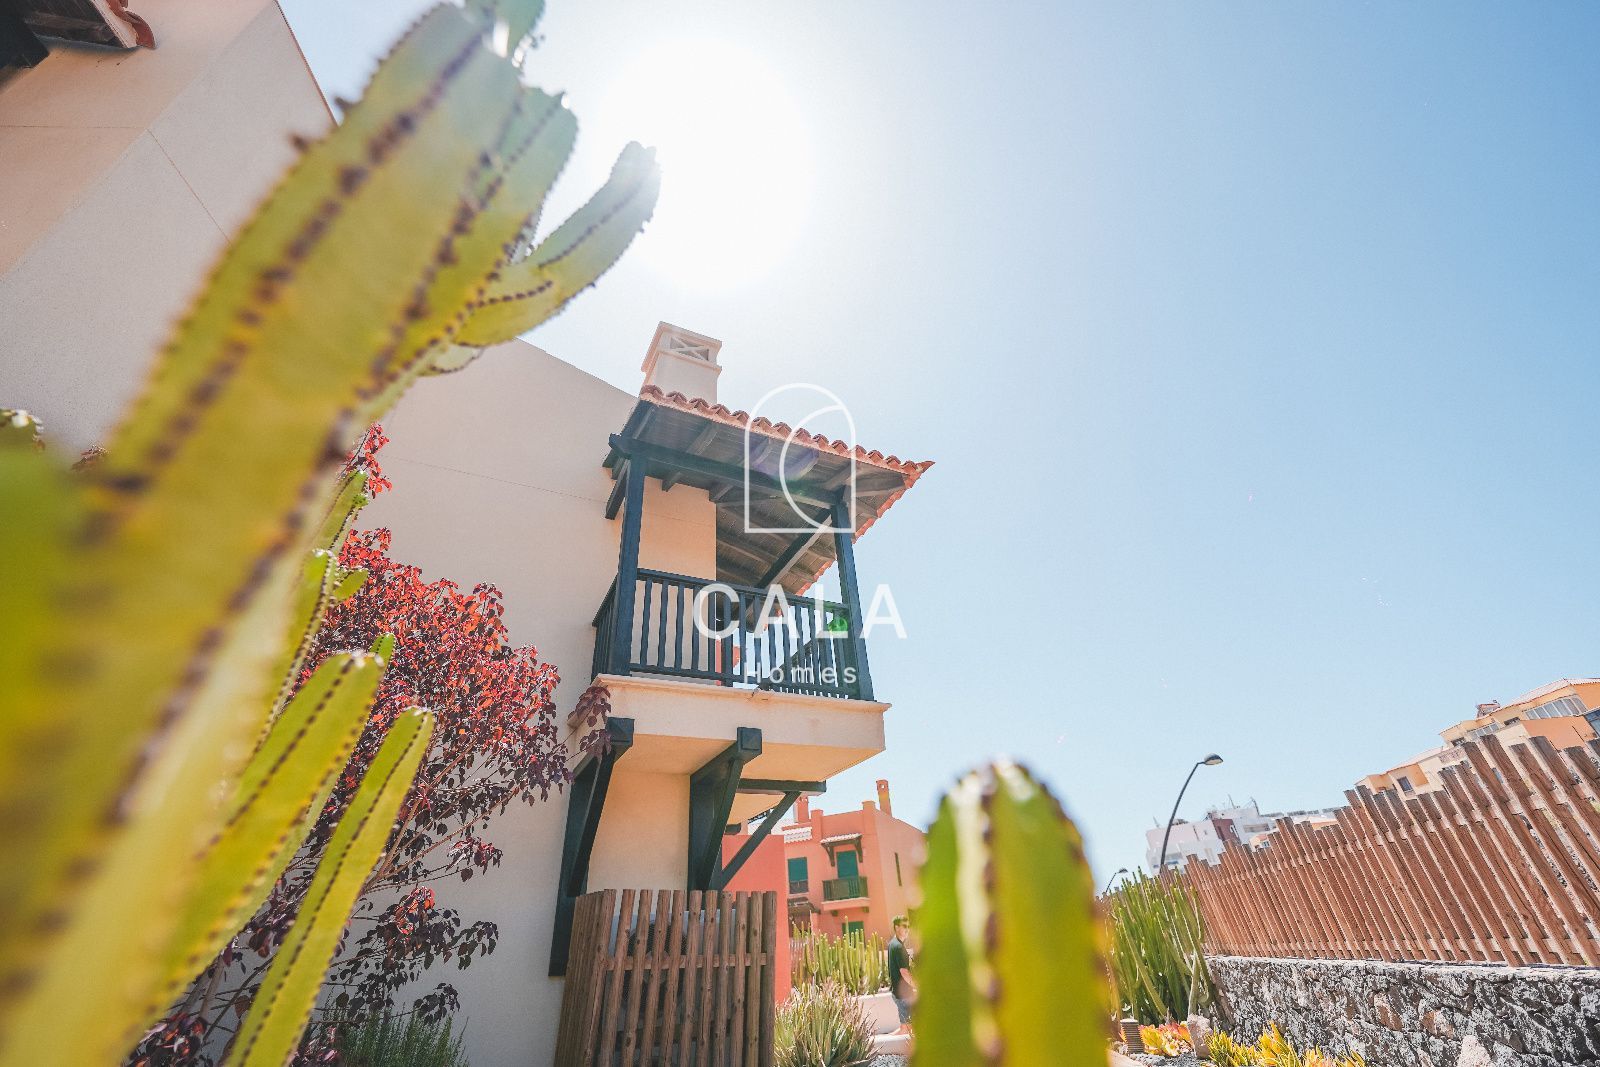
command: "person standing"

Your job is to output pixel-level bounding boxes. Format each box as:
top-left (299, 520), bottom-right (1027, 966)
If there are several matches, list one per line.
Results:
top-left (886, 915), bottom-right (916, 1034)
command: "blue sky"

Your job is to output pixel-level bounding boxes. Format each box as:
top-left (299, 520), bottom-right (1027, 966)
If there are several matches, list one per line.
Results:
top-left (281, 1), bottom-right (1600, 879)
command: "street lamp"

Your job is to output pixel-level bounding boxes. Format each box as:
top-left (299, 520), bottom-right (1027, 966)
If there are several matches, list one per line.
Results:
top-left (1101, 867), bottom-right (1130, 895)
top-left (1156, 754), bottom-right (1223, 873)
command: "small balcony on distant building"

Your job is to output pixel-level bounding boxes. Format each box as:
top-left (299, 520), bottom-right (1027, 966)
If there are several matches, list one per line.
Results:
top-left (821, 875), bottom-right (869, 903)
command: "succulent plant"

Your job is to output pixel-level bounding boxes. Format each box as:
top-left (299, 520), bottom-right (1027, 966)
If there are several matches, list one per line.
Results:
top-left (911, 760), bottom-right (1111, 1067)
top-left (774, 980), bottom-right (876, 1067)
top-left (792, 927), bottom-right (890, 995)
top-left (0, 0), bottom-right (656, 1060)
top-left (1106, 868), bottom-right (1214, 1024)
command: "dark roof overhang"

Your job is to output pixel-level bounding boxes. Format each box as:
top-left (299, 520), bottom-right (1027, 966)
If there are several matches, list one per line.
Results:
top-left (604, 387), bottom-right (932, 593)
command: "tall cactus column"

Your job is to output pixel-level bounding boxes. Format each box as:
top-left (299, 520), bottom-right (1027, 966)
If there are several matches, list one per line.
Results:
top-left (913, 760), bottom-right (1112, 1066)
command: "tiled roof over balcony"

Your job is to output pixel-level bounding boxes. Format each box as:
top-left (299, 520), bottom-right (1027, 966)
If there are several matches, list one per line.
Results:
top-left (605, 388), bottom-right (932, 593)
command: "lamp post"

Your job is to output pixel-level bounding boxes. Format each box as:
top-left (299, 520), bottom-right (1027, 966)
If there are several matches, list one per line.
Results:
top-left (1101, 867), bottom-right (1130, 895)
top-left (1157, 754), bottom-right (1223, 873)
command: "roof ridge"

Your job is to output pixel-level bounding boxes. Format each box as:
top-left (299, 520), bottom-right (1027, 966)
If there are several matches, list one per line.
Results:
top-left (639, 385), bottom-right (934, 477)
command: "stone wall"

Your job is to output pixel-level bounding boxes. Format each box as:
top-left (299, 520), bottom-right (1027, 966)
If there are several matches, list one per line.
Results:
top-left (1206, 955), bottom-right (1600, 1067)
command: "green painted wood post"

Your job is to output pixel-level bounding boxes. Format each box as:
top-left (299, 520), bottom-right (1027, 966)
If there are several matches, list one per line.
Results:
top-left (830, 497), bottom-right (874, 700)
top-left (612, 462), bottom-right (645, 675)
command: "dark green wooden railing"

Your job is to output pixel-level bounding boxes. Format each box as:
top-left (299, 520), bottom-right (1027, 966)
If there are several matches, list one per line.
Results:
top-left (592, 568), bottom-right (869, 700)
top-left (821, 876), bottom-right (868, 901)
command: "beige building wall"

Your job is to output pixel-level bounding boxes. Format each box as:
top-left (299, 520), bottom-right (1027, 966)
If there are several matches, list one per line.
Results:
top-left (362, 340), bottom-right (718, 1065)
top-left (0, 0), bottom-right (331, 450)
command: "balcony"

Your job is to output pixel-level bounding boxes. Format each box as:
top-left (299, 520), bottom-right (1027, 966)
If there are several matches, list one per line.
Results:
top-left (822, 876), bottom-right (868, 902)
top-left (592, 569), bottom-right (869, 701)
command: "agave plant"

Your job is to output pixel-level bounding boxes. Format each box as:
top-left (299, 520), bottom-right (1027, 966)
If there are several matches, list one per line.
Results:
top-left (0, 0), bottom-right (657, 1062)
top-left (910, 760), bottom-right (1111, 1067)
top-left (774, 981), bottom-right (875, 1067)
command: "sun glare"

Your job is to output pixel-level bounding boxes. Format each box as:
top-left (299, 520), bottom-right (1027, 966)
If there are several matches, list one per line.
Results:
top-left (590, 39), bottom-right (815, 292)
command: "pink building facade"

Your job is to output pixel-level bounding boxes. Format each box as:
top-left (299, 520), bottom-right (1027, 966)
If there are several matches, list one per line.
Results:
top-left (778, 780), bottom-right (925, 940)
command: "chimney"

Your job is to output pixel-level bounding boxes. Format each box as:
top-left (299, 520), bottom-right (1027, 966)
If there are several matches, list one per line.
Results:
top-left (1476, 701), bottom-right (1501, 718)
top-left (876, 779), bottom-right (892, 818)
top-left (795, 795), bottom-right (810, 822)
top-left (642, 322), bottom-right (722, 402)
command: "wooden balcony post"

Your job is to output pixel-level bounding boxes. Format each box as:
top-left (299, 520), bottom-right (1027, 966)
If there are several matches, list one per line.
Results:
top-left (829, 497), bottom-right (874, 700)
top-left (612, 461), bottom-right (645, 675)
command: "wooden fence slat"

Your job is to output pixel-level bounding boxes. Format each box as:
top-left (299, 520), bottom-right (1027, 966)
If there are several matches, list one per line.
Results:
top-left (657, 889), bottom-right (688, 1062)
top-left (579, 889), bottom-right (617, 1065)
top-left (758, 891), bottom-right (777, 1065)
top-left (742, 892), bottom-right (764, 1066)
top-left (714, 893), bottom-right (735, 1064)
top-left (597, 889), bottom-right (636, 1066)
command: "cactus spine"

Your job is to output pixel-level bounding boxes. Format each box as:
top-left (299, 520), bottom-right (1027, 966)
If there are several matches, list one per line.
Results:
top-left (912, 760), bottom-right (1111, 1067)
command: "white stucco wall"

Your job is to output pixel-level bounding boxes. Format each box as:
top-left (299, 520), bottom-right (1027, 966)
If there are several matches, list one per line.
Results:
top-left (0, 0), bottom-right (330, 450)
top-left (360, 339), bottom-right (721, 1065)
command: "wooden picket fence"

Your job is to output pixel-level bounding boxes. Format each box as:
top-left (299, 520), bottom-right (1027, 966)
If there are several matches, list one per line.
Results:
top-left (1184, 734), bottom-right (1600, 966)
top-left (555, 888), bottom-right (778, 1067)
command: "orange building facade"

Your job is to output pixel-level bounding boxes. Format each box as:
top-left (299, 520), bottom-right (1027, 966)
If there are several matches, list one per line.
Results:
top-left (1358, 677), bottom-right (1600, 796)
top-left (774, 780), bottom-right (925, 940)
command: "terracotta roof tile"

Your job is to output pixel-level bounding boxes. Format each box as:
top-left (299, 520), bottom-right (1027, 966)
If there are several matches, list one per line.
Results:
top-left (636, 386), bottom-right (933, 591)
top-left (639, 386), bottom-right (933, 481)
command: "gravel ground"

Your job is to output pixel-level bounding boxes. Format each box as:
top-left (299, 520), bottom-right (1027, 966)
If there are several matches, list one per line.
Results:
top-left (868, 1056), bottom-right (908, 1067)
top-left (1126, 1054), bottom-right (1201, 1067)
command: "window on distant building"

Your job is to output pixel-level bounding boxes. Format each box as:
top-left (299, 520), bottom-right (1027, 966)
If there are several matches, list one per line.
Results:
top-left (1527, 695), bottom-right (1587, 719)
top-left (895, 853), bottom-right (903, 886)
top-left (787, 857), bottom-right (808, 885)
top-left (836, 850), bottom-right (860, 880)
top-left (1397, 776), bottom-right (1414, 793)
top-left (844, 921), bottom-right (865, 938)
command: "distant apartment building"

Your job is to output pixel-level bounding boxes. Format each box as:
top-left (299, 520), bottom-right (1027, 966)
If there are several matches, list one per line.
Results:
top-left (1145, 800), bottom-right (1340, 872)
top-left (1358, 677), bottom-right (1600, 797)
top-left (770, 780), bottom-right (925, 939)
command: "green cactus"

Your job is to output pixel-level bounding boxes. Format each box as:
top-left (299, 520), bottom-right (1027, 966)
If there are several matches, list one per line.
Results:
top-left (911, 760), bottom-right (1111, 1067)
top-left (1106, 868), bottom-right (1213, 1025)
top-left (232, 709), bottom-right (435, 1067)
top-left (0, 0), bottom-right (657, 1059)
top-left (792, 927), bottom-right (889, 995)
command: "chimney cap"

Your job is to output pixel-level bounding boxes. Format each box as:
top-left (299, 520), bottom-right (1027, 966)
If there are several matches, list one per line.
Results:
top-left (642, 321), bottom-right (723, 373)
